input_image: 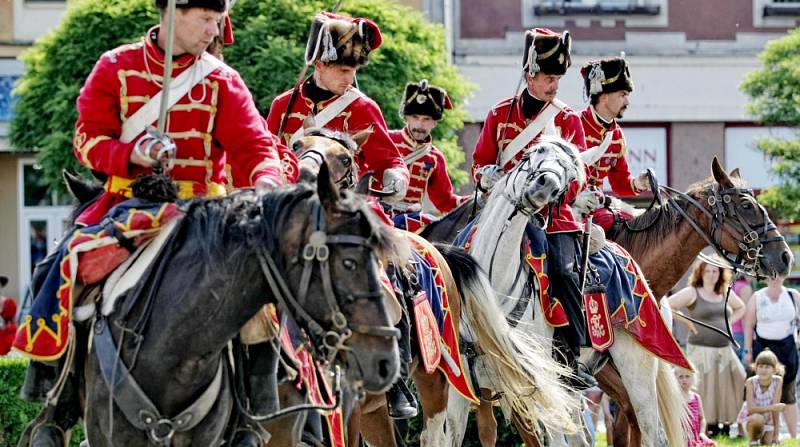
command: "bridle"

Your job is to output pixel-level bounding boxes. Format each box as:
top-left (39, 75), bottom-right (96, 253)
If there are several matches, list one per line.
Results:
top-left (502, 143), bottom-right (579, 218)
top-left (297, 144), bottom-right (356, 190)
top-left (255, 196), bottom-right (399, 368)
top-left (658, 183), bottom-right (783, 277)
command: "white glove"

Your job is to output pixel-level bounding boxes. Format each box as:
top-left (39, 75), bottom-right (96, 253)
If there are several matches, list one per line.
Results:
top-left (572, 188), bottom-right (604, 218)
top-left (588, 223), bottom-right (606, 255)
top-left (478, 164), bottom-right (503, 192)
top-left (382, 168), bottom-right (409, 204)
top-left (633, 171), bottom-right (650, 192)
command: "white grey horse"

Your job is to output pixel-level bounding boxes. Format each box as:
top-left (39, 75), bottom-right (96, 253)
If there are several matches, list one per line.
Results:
top-left (446, 137), bottom-right (686, 447)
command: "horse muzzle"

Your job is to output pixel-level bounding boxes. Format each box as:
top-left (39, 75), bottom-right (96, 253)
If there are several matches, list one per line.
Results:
top-left (759, 239), bottom-right (794, 278)
top-left (523, 173), bottom-right (562, 212)
top-left (345, 341), bottom-right (400, 393)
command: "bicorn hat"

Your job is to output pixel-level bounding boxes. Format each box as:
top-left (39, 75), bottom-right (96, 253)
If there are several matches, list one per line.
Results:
top-left (399, 80), bottom-right (453, 120)
top-left (305, 12), bottom-right (383, 67)
top-left (522, 28), bottom-right (572, 76)
top-left (580, 56), bottom-right (634, 97)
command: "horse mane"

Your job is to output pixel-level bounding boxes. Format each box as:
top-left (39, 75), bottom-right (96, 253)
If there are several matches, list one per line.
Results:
top-left (178, 183), bottom-right (406, 272)
top-left (614, 174), bottom-right (747, 255)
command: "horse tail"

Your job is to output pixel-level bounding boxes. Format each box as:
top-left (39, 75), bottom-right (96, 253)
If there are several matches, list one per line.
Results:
top-left (435, 243), bottom-right (580, 435)
top-left (656, 360), bottom-right (689, 447)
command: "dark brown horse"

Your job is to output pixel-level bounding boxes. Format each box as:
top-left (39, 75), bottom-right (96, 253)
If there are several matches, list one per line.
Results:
top-left (594, 157), bottom-right (792, 446)
top-left (80, 168), bottom-right (405, 446)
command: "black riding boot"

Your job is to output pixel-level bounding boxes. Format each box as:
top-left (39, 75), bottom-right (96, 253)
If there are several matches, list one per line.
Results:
top-left (24, 369), bottom-right (82, 447)
top-left (231, 342), bottom-right (279, 447)
top-left (553, 334), bottom-right (597, 391)
top-left (388, 296), bottom-right (417, 419)
top-left (246, 342), bottom-right (280, 415)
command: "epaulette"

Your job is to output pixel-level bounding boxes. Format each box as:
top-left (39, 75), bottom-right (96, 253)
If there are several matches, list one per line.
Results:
top-left (103, 41), bottom-right (143, 64)
top-left (490, 97), bottom-right (515, 116)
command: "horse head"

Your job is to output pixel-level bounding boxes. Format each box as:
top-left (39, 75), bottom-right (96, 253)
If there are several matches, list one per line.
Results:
top-left (497, 136), bottom-right (584, 215)
top-left (274, 163), bottom-right (405, 392)
top-left (294, 126), bottom-right (370, 191)
top-left (698, 156), bottom-right (793, 278)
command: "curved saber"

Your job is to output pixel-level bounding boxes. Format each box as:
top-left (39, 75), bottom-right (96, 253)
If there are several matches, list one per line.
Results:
top-left (157, 0), bottom-right (177, 136)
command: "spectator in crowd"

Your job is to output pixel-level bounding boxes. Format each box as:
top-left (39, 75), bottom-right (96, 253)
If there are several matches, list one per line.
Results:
top-left (0, 275), bottom-right (17, 355)
top-left (676, 363), bottom-right (717, 446)
top-left (669, 256), bottom-right (746, 437)
top-left (744, 275), bottom-right (800, 439)
top-left (738, 349), bottom-right (785, 445)
top-left (731, 276), bottom-right (755, 361)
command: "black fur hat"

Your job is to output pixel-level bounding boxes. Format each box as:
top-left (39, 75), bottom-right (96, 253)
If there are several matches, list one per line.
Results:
top-left (305, 12), bottom-right (383, 67)
top-left (400, 80), bottom-right (453, 120)
top-left (580, 56), bottom-right (634, 96)
top-left (154, 0), bottom-right (227, 12)
top-left (522, 28), bottom-right (572, 76)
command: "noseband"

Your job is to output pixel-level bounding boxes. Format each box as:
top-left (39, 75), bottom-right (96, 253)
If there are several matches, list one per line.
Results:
top-left (503, 145), bottom-right (578, 217)
top-left (660, 184), bottom-right (784, 276)
top-left (256, 198), bottom-right (399, 368)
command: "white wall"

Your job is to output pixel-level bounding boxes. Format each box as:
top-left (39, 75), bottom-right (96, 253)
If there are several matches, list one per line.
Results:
top-left (13, 0), bottom-right (67, 42)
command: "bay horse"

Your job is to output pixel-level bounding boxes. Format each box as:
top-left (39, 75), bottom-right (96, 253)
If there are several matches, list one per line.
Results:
top-left (446, 136), bottom-right (686, 447)
top-left (80, 167), bottom-right (405, 446)
top-left (293, 129), bottom-right (581, 447)
top-left (596, 156), bottom-right (793, 445)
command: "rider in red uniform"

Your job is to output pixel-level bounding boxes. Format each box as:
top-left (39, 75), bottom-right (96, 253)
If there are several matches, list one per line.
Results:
top-left (0, 276), bottom-right (16, 356)
top-left (266, 12), bottom-right (409, 202)
top-left (470, 28), bottom-right (596, 389)
top-left (577, 56), bottom-right (650, 236)
top-left (388, 80), bottom-right (468, 232)
top-left (18, 2), bottom-right (292, 445)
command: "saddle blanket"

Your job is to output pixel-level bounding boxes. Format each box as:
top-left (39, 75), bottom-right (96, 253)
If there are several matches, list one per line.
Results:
top-left (407, 236), bottom-right (479, 403)
top-left (454, 216), bottom-right (690, 370)
top-left (13, 199), bottom-right (183, 360)
top-left (392, 210), bottom-right (436, 234)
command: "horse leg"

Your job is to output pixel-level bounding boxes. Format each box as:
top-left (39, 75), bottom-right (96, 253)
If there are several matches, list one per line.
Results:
top-left (444, 386), bottom-right (471, 447)
top-left (263, 381), bottom-right (309, 446)
top-left (358, 393), bottom-right (397, 447)
top-left (608, 331), bottom-right (660, 447)
top-left (413, 367), bottom-right (448, 447)
top-left (475, 392), bottom-right (497, 447)
top-left (511, 409), bottom-right (541, 447)
top-left (347, 403), bottom-right (362, 447)
top-left (594, 362), bottom-right (640, 446)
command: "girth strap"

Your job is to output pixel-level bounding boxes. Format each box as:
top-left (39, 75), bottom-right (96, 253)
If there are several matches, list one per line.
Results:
top-left (94, 318), bottom-right (224, 445)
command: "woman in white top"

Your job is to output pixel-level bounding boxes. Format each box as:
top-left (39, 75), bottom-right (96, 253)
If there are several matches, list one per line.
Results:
top-left (743, 275), bottom-right (800, 439)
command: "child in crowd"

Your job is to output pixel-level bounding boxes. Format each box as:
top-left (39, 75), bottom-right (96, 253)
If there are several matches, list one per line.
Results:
top-left (677, 364), bottom-right (717, 446)
top-left (738, 350), bottom-right (786, 445)
top-left (676, 364), bottom-right (717, 446)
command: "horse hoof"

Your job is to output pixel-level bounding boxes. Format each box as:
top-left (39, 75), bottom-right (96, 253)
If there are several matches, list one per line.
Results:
top-left (30, 425), bottom-right (65, 447)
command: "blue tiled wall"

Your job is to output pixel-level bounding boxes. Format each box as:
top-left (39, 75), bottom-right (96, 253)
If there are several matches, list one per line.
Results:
top-left (0, 75), bottom-right (20, 122)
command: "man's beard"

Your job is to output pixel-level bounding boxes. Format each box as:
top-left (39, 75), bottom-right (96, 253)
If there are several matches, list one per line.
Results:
top-left (410, 128), bottom-right (430, 142)
top-left (616, 107), bottom-right (627, 119)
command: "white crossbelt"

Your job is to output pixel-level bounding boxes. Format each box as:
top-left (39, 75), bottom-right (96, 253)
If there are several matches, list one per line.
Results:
top-left (120, 53), bottom-right (227, 144)
top-left (500, 98), bottom-right (566, 166)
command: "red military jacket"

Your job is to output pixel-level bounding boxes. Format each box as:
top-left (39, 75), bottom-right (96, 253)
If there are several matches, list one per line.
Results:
top-left (580, 106), bottom-right (640, 197)
top-left (472, 96), bottom-right (587, 233)
top-left (389, 128), bottom-right (468, 214)
top-left (266, 83), bottom-right (408, 184)
top-left (73, 28), bottom-right (292, 226)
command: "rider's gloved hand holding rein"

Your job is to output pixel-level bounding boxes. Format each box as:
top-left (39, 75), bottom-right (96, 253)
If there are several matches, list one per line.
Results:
top-left (382, 168), bottom-right (410, 204)
top-left (477, 164), bottom-right (503, 192)
top-left (633, 171), bottom-right (650, 193)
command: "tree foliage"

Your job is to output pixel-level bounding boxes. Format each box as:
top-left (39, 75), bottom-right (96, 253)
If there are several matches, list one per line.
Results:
top-left (11, 0), bottom-right (474, 192)
top-left (741, 28), bottom-right (800, 220)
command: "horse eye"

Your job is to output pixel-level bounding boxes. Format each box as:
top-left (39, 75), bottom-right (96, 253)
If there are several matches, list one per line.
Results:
top-left (742, 201), bottom-right (754, 210)
top-left (292, 141), bottom-right (304, 152)
top-left (340, 156), bottom-right (351, 167)
top-left (342, 258), bottom-right (357, 270)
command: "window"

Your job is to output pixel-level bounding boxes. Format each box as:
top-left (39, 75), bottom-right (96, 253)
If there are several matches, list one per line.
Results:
top-left (764, 0), bottom-right (800, 17)
top-left (534, 0), bottom-right (661, 16)
top-left (17, 159), bottom-right (72, 304)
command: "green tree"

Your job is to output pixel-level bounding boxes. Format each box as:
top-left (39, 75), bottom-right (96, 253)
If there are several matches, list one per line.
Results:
top-left (11, 0), bottom-right (474, 192)
top-left (741, 28), bottom-right (800, 220)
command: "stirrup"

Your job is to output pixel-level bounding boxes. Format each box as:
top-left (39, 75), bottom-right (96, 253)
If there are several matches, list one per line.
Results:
top-left (30, 422), bottom-right (66, 447)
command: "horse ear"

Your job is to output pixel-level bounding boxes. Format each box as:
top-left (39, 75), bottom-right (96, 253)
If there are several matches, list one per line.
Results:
top-left (62, 170), bottom-right (102, 204)
top-left (351, 125), bottom-right (373, 150)
top-left (729, 167), bottom-right (741, 180)
top-left (303, 114), bottom-right (317, 130)
top-left (316, 162), bottom-right (339, 210)
top-left (356, 171), bottom-right (373, 195)
top-left (711, 156), bottom-right (734, 188)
